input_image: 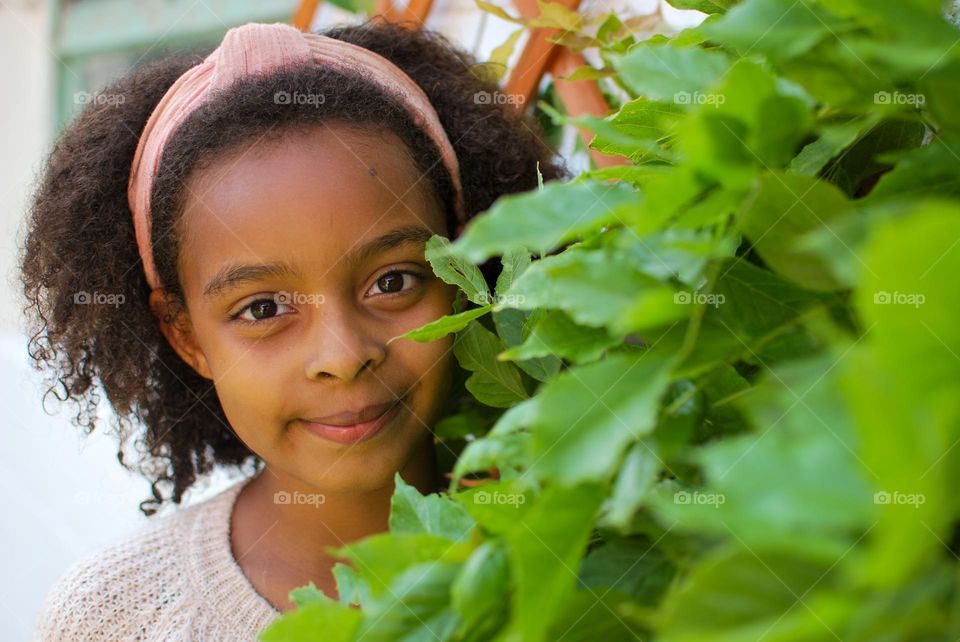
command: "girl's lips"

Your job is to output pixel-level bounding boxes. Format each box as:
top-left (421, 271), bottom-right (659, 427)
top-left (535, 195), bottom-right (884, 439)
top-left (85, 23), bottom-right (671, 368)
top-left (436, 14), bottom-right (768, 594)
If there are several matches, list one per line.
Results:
top-left (299, 397), bottom-right (405, 444)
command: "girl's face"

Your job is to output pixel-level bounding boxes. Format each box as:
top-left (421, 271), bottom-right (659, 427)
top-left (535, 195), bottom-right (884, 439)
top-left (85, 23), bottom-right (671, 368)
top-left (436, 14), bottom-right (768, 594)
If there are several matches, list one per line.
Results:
top-left (158, 123), bottom-right (458, 494)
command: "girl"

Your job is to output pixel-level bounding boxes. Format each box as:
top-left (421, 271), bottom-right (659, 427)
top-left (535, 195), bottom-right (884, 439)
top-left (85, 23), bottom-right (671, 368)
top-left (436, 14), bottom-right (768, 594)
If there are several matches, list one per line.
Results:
top-left (22, 18), bottom-right (567, 641)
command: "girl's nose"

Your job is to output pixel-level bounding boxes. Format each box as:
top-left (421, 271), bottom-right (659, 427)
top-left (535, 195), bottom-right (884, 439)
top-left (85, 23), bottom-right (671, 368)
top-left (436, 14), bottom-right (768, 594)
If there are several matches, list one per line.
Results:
top-left (303, 305), bottom-right (387, 382)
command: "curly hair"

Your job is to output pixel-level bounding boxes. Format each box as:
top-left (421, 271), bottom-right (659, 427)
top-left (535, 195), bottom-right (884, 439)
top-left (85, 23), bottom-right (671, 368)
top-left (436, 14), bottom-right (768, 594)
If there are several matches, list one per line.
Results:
top-left (19, 18), bottom-right (570, 516)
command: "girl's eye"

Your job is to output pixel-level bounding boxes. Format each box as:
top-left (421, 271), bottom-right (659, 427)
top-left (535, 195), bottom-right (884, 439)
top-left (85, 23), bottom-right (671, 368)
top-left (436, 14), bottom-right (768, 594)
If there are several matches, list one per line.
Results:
top-left (367, 270), bottom-right (424, 297)
top-left (230, 271), bottom-right (425, 325)
top-left (231, 298), bottom-right (293, 325)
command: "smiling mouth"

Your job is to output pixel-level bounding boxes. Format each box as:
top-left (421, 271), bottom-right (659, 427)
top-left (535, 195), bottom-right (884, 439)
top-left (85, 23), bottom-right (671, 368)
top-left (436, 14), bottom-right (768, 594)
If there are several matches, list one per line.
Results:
top-left (299, 394), bottom-right (407, 445)
top-left (303, 396), bottom-right (402, 426)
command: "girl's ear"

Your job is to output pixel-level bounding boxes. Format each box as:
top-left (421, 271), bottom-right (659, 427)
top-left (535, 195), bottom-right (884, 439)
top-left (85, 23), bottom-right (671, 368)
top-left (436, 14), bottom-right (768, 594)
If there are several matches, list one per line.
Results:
top-left (148, 288), bottom-right (214, 381)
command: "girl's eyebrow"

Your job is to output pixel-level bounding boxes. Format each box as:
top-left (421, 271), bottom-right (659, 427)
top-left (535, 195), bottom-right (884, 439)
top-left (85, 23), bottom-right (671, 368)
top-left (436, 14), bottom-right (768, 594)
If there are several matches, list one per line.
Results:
top-left (202, 224), bottom-right (435, 299)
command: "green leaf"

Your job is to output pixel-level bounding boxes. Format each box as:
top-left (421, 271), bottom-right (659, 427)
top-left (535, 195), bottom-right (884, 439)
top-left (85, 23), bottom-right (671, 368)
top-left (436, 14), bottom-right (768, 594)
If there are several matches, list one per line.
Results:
top-left (500, 245), bottom-right (686, 334)
top-left (258, 598), bottom-right (361, 642)
top-left (777, 40), bottom-right (891, 109)
top-left (611, 43), bottom-right (732, 102)
top-left (700, 363), bottom-right (752, 437)
top-left (452, 427), bottom-right (530, 483)
top-left (678, 59), bottom-right (813, 186)
top-left (922, 61), bottom-right (960, 135)
top-left (500, 309), bottom-right (623, 364)
top-left (492, 307), bottom-right (562, 381)
top-left (837, 0), bottom-right (960, 75)
top-left (287, 581), bottom-right (332, 609)
top-left (392, 305), bottom-right (492, 343)
top-left (598, 440), bottom-right (663, 532)
top-left (532, 353), bottom-right (673, 485)
top-left (738, 171), bottom-right (855, 291)
top-left (455, 481), bottom-right (536, 534)
top-left (843, 201), bottom-right (960, 587)
top-left (504, 484), bottom-right (607, 642)
top-left (656, 545), bottom-right (850, 642)
top-left (597, 12), bottom-right (624, 43)
top-left (788, 115), bottom-right (880, 176)
top-left (822, 118), bottom-right (926, 196)
top-left (612, 226), bottom-right (735, 285)
top-left (448, 181), bottom-right (639, 263)
top-left (451, 540), bottom-right (510, 640)
top-left (583, 98), bottom-right (684, 163)
top-left (578, 537), bottom-right (675, 604)
top-left (390, 473), bottom-right (476, 542)
top-left (712, 259), bottom-right (829, 341)
top-left (332, 563), bottom-right (371, 608)
top-left (546, 589), bottom-right (650, 641)
top-left (529, 1), bottom-right (583, 30)
top-left (487, 28), bottom-right (525, 82)
top-left (433, 409), bottom-right (493, 441)
top-left (453, 397), bottom-right (541, 483)
top-left (425, 235), bottom-right (490, 305)
top-left (335, 533), bottom-right (472, 597)
top-left (495, 247), bottom-right (532, 294)
top-left (666, 0), bottom-right (738, 13)
top-left (655, 357), bottom-right (873, 550)
top-left (474, 0), bottom-right (520, 23)
top-left (357, 562), bottom-right (461, 642)
top-left (655, 380), bottom-right (704, 459)
top-left (701, 0), bottom-right (849, 61)
top-left (863, 137), bottom-right (960, 203)
top-left (454, 320), bottom-right (530, 407)
top-left (582, 163), bottom-right (673, 188)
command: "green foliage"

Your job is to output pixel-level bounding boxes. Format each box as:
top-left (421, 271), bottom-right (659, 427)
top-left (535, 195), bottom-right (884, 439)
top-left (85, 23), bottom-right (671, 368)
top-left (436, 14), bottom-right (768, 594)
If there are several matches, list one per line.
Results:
top-left (264, 0), bottom-right (960, 639)
top-left (390, 474), bottom-right (475, 541)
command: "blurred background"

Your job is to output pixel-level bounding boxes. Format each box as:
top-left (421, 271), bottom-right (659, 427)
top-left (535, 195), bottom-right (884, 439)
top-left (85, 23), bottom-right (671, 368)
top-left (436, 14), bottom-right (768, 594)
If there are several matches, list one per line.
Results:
top-left (0, 0), bottom-right (706, 637)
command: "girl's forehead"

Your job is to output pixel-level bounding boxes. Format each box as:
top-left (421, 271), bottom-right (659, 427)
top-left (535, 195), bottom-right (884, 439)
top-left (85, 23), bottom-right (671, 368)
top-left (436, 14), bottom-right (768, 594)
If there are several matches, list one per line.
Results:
top-left (176, 124), bottom-right (444, 290)
top-left (186, 123), bottom-right (422, 206)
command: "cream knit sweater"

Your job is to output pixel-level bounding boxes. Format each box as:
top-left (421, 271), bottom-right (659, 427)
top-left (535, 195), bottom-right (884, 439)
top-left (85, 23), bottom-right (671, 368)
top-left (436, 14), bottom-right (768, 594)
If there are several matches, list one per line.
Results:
top-left (32, 477), bottom-right (282, 641)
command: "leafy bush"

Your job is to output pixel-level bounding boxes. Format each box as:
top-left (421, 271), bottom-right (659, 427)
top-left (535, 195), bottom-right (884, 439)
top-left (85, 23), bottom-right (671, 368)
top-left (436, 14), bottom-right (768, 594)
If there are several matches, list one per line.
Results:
top-left (262, 1), bottom-right (960, 640)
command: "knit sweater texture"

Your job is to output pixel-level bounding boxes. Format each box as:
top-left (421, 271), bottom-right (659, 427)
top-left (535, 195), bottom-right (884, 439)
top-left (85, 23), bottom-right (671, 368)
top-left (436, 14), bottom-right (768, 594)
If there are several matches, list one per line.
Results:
top-left (31, 476), bottom-right (282, 641)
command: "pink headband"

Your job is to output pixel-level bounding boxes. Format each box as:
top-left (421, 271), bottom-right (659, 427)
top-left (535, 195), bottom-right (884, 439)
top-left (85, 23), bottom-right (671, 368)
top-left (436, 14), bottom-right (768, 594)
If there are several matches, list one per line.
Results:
top-left (128, 22), bottom-right (466, 291)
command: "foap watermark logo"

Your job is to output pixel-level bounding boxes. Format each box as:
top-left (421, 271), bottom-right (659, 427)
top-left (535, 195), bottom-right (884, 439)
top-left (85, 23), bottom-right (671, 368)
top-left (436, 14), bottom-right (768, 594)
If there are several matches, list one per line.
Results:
top-left (473, 90), bottom-right (525, 106)
top-left (473, 490), bottom-right (526, 508)
top-left (274, 490), bottom-right (326, 508)
top-left (675, 291), bottom-right (725, 308)
top-left (874, 490), bottom-right (926, 508)
top-left (674, 91), bottom-right (726, 107)
top-left (874, 91), bottom-right (925, 107)
top-left (674, 490), bottom-right (726, 508)
top-left (275, 291), bottom-right (325, 307)
top-left (74, 91), bottom-right (126, 107)
top-left (73, 290), bottom-right (125, 308)
top-left (475, 292), bottom-right (527, 306)
top-left (873, 290), bottom-right (925, 308)
top-left (274, 90), bottom-right (326, 107)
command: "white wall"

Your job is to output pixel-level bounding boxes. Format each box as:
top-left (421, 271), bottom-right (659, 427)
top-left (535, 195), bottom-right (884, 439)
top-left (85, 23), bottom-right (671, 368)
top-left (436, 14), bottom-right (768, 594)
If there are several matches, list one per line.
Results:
top-left (2, 0), bottom-right (53, 335)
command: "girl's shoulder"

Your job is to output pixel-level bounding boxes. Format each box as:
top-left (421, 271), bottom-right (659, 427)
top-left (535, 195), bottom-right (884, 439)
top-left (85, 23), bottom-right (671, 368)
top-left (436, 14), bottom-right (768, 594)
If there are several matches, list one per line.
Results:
top-left (31, 480), bottom-right (246, 642)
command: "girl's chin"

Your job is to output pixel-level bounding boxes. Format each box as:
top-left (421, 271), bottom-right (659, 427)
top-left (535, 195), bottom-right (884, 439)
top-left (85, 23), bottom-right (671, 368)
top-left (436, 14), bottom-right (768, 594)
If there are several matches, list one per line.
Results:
top-left (280, 415), bottom-right (434, 486)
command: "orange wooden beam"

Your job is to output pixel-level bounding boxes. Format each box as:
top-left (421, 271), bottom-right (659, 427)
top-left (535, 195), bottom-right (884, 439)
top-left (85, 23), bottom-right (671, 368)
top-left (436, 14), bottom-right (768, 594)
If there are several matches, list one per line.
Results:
top-left (402, 0), bottom-right (435, 26)
top-left (509, 0), bottom-right (628, 168)
top-left (292, 0), bottom-right (321, 30)
top-left (504, 0), bottom-right (581, 104)
top-left (290, 0), bottom-right (626, 167)
top-left (374, 0), bottom-right (400, 21)
top-left (552, 49), bottom-right (629, 168)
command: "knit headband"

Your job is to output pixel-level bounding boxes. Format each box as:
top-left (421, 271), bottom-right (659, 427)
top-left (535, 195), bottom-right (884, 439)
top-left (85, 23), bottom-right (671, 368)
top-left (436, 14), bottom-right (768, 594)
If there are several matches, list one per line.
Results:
top-left (128, 22), bottom-right (466, 292)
